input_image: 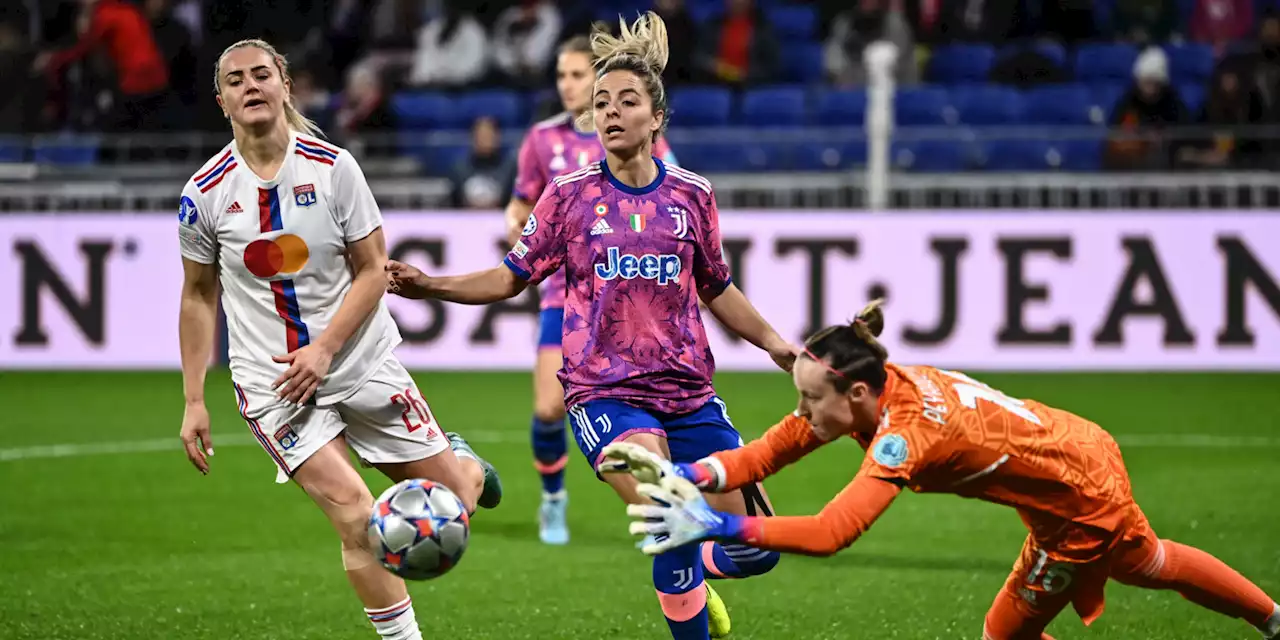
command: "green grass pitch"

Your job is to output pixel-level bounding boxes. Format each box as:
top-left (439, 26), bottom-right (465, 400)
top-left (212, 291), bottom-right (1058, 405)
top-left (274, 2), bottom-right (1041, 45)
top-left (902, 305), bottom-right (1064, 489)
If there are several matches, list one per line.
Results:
top-left (0, 371), bottom-right (1277, 639)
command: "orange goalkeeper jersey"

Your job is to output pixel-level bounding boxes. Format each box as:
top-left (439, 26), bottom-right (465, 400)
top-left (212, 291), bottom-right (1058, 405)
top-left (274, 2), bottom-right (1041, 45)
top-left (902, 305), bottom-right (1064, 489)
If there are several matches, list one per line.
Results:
top-left (711, 363), bottom-right (1136, 556)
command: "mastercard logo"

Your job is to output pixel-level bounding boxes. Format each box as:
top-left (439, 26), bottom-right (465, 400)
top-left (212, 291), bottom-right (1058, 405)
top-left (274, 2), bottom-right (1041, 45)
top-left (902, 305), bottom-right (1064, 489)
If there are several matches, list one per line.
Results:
top-left (244, 234), bottom-right (309, 278)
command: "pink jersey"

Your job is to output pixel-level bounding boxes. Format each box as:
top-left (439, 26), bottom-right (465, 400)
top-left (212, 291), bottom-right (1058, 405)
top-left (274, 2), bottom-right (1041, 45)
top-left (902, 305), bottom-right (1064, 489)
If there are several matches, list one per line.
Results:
top-left (512, 112), bottom-right (676, 311)
top-left (504, 158), bottom-right (728, 414)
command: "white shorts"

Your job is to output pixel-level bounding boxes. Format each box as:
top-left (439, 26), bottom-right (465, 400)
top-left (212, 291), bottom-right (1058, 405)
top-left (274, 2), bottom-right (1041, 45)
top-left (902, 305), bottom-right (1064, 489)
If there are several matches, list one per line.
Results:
top-left (233, 356), bottom-right (450, 484)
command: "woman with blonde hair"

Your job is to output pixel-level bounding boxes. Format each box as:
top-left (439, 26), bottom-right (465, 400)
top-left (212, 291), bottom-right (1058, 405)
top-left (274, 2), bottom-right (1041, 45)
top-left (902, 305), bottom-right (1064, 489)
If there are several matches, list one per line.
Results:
top-left (388, 13), bottom-right (791, 639)
top-left (505, 33), bottom-right (680, 547)
top-left (176, 39), bottom-right (502, 640)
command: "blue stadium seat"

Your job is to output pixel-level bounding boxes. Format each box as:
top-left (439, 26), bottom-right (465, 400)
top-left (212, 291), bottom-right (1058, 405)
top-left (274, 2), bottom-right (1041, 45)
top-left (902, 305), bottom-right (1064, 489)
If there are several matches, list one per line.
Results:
top-left (669, 137), bottom-right (750, 173)
top-left (894, 86), bottom-right (952, 125)
top-left (456, 90), bottom-right (524, 128)
top-left (740, 87), bottom-right (807, 127)
top-left (668, 87), bottom-right (733, 126)
top-left (0, 138), bottom-right (25, 162)
top-left (1073, 43), bottom-right (1139, 84)
top-left (952, 86), bottom-right (1025, 125)
top-left (741, 138), bottom-right (797, 171)
top-left (980, 139), bottom-right (1052, 172)
top-left (795, 140), bottom-right (868, 171)
top-left (392, 92), bottom-right (455, 130)
top-left (1024, 84), bottom-right (1094, 125)
top-left (1179, 83), bottom-right (1207, 114)
top-left (781, 42), bottom-right (825, 83)
top-left (815, 89), bottom-right (867, 126)
top-left (999, 41), bottom-right (1067, 68)
top-left (928, 44), bottom-right (996, 84)
top-left (767, 5), bottom-right (818, 39)
top-left (687, 0), bottom-right (722, 24)
top-left (1049, 137), bottom-right (1104, 171)
top-left (1166, 44), bottom-right (1215, 86)
top-left (893, 139), bottom-right (974, 172)
top-left (32, 135), bottom-right (99, 165)
top-left (1089, 83), bottom-right (1129, 123)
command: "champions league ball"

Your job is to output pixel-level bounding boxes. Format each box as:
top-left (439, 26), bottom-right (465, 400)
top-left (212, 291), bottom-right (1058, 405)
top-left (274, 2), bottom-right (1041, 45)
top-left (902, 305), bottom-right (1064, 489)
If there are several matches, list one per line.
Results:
top-left (368, 479), bottom-right (470, 580)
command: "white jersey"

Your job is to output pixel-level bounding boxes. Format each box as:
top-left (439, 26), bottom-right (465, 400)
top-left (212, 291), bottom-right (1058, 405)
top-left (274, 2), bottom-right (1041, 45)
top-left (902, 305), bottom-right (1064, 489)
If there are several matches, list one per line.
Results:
top-left (178, 132), bottom-right (401, 405)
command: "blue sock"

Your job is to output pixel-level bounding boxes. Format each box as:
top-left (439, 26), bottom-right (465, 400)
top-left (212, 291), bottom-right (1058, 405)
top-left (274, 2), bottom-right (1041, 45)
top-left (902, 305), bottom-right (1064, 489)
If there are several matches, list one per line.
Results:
top-left (699, 541), bottom-right (780, 579)
top-left (531, 416), bottom-right (567, 495)
top-left (653, 539), bottom-right (709, 639)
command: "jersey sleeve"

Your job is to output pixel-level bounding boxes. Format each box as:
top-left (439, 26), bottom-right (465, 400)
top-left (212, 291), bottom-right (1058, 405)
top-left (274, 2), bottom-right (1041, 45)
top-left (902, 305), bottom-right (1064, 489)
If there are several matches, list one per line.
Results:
top-left (177, 183), bottom-right (217, 264)
top-left (857, 406), bottom-right (932, 486)
top-left (737, 474), bottom-right (902, 556)
top-left (331, 152), bottom-right (383, 243)
top-left (511, 133), bottom-right (546, 203)
top-left (692, 190), bottom-right (732, 299)
top-left (704, 413), bottom-right (825, 490)
top-left (502, 180), bottom-right (568, 284)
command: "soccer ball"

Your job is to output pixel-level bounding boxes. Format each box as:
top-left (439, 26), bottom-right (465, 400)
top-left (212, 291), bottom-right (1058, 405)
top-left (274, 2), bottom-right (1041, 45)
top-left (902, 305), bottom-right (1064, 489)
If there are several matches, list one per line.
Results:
top-left (367, 479), bottom-right (470, 580)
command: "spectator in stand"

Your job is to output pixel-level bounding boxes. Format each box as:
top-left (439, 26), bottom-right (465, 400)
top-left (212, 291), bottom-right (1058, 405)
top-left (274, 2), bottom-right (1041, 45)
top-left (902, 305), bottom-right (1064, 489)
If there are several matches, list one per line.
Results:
top-left (290, 67), bottom-right (332, 131)
top-left (1105, 47), bottom-right (1189, 171)
top-left (144, 0), bottom-right (197, 127)
top-left (696, 0), bottom-right (779, 85)
top-left (334, 61), bottom-right (394, 139)
top-left (450, 116), bottom-right (513, 209)
top-left (1178, 56), bottom-right (1264, 169)
top-left (368, 0), bottom-right (422, 51)
top-left (655, 0), bottom-right (697, 84)
top-left (408, 2), bottom-right (489, 89)
top-left (824, 0), bottom-right (917, 88)
top-left (1191, 0), bottom-right (1253, 55)
top-left (929, 0), bottom-right (1020, 44)
top-left (1112, 0), bottom-right (1180, 46)
top-left (493, 0), bottom-right (562, 88)
top-left (0, 20), bottom-right (38, 134)
top-left (35, 0), bottom-right (169, 131)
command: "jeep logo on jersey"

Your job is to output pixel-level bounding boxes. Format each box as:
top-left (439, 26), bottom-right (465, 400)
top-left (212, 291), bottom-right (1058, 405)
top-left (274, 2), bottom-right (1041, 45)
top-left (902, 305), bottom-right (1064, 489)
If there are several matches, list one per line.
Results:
top-left (594, 246), bottom-right (681, 285)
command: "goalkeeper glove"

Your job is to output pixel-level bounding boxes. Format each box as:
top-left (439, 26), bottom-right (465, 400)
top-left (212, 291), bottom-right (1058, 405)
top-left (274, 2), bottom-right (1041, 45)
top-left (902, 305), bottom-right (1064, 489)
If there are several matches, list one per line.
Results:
top-left (626, 475), bottom-right (746, 555)
top-left (597, 442), bottom-right (720, 490)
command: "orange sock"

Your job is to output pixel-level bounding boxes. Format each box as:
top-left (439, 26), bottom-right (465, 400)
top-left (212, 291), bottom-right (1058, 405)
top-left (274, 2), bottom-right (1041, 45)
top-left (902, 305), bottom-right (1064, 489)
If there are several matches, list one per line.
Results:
top-left (1137, 540), bottom-right (1277, 628)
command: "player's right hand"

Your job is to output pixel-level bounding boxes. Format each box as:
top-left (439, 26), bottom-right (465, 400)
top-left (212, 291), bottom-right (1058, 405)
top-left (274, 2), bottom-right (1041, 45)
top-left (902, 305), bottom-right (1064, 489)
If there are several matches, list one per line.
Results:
top-left (598, 442), bottom-right (674, 484)
top-left (385, 259), bottom-right (428, 299)
top-left (180, 402), bottom-right (214, 475)
top-left (598, 442), bottom-right (719, 489)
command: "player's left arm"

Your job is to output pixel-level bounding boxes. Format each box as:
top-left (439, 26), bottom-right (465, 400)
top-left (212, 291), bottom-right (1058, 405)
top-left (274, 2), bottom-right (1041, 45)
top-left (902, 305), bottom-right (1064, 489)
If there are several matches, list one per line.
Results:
top-left (271, 152), bottom-right (386, 404)
top-left (631, 473), bottom-right (901, 558)
top-left (728, 474), bottom-right (901, 556)
top-left (692, 192), bottom-right (796, 371)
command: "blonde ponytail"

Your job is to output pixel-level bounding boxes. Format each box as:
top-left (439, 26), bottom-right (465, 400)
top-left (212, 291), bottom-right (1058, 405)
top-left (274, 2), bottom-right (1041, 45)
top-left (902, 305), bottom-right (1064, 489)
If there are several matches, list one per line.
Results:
top-left (214, 38), bottom-right (324, 137)
top-left (591, 11), bottom-right (669, 77)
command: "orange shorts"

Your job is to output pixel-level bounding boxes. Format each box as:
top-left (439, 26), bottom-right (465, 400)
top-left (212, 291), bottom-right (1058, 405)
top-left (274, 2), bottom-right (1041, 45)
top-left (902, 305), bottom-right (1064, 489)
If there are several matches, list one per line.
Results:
top-left (983, 505), bottom-right (1164, 639)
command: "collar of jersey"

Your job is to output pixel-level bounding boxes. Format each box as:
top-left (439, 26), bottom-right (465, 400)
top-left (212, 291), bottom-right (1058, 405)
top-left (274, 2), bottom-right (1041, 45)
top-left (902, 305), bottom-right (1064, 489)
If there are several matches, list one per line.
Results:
top-left (600, 156), bottom-right (666, 196)
top-left (231, 132), bottom-right (299, 187)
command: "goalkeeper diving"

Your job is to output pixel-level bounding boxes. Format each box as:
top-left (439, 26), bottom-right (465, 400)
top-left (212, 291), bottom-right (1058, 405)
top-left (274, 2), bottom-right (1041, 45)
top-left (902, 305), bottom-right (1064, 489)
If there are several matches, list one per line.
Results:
top-left (599, 299), bottom-right (1280, 640)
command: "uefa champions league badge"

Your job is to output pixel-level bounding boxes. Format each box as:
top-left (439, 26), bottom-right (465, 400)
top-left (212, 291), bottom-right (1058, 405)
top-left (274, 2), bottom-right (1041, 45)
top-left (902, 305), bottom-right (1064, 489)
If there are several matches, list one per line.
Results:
top-left (178, 196), bottom-right (198, 225)
top-left (873, 433), bottom-right (909, 468)
top-left (522, 212), bottom-right (538, 236)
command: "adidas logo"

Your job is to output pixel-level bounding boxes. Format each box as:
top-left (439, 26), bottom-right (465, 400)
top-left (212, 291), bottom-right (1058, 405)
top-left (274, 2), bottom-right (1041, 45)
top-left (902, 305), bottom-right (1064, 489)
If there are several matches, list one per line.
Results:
top-left (590, 218), bottom-right (613, 236)
top-left (225, 201), bottom-right (243, 214)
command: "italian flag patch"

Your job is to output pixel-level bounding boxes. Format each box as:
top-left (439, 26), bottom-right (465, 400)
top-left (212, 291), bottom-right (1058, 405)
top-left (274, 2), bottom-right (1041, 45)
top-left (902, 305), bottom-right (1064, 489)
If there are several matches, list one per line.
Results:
top-left (629, 214), bottom-right (646, 232)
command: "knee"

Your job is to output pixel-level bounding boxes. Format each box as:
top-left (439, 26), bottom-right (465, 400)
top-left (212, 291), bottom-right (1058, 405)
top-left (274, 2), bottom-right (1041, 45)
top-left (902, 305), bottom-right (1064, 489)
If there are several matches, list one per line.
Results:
top-left (745, 549), bottom-right (781, 576)
top-left (315, 484), bottom-right (375, 551)
top-left (534, 400), bottom-right (566, 424)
